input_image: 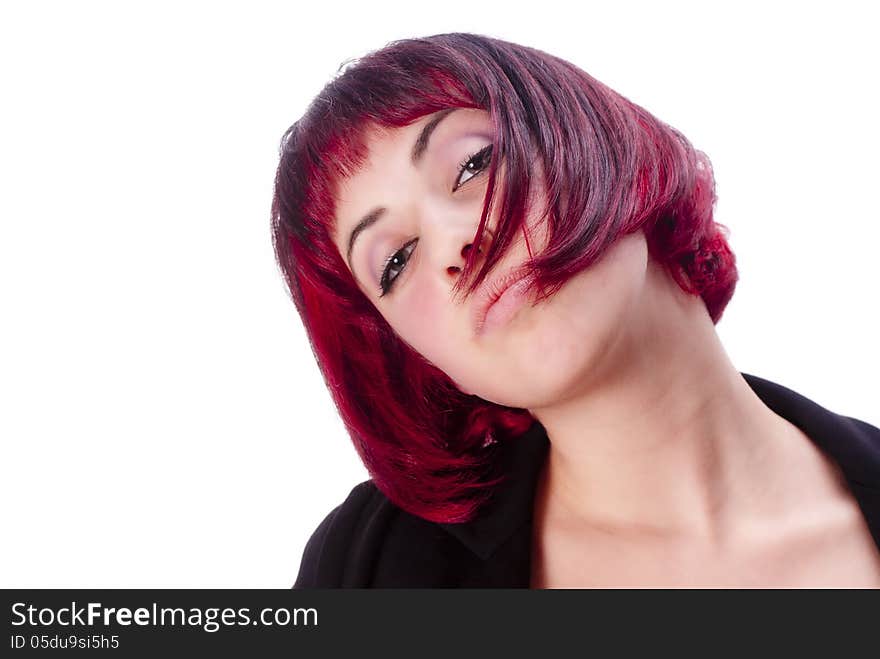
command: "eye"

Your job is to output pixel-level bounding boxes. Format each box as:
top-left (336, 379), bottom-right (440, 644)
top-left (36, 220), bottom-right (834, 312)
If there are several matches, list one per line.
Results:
top-left (453, 144), bottom-right (493, 192)
top-left (378, 238), bottom-right (417, 298)
top-left (375, 144), bottom-right (493, 299)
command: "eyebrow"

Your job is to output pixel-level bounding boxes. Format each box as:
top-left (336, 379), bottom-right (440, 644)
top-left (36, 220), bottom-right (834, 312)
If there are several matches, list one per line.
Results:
top-left (345, 108), bottom-right (458, 272)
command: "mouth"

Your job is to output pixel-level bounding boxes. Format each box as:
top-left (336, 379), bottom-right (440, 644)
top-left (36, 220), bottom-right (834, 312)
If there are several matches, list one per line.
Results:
top-left (473, 267), bottom-right (536, 336)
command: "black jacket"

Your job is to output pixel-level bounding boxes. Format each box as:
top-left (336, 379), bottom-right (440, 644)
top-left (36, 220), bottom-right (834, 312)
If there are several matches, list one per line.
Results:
top-left (293, 373), bottom-right (880, 587)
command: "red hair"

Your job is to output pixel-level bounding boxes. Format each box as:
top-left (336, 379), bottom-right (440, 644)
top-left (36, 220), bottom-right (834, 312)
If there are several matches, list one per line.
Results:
top-left (271, 33), bottom-right (738, 523)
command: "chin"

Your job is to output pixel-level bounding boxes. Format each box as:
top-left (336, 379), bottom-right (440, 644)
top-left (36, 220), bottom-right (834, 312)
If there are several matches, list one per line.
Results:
top-left (471, 341), bottom-right (602, 410)
top-left (479, 306), bottom-right (625, 408)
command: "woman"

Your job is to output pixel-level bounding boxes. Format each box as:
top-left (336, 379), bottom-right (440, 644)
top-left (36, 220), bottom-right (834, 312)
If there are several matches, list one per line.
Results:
top-left (271, 33), bottom-right (880, 587)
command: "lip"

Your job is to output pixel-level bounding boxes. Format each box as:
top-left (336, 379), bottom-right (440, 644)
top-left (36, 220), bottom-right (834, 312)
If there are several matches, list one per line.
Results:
top-left (472, 266), bottom-right (536, 336)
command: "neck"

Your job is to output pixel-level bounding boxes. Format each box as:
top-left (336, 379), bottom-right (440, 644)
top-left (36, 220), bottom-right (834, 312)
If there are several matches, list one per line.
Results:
top-left (528, 259), bottom-right (827, 546)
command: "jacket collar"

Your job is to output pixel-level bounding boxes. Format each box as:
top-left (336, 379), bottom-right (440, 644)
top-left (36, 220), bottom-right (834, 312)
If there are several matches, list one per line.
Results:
top-left (439, 372), bottom-right (880, 561)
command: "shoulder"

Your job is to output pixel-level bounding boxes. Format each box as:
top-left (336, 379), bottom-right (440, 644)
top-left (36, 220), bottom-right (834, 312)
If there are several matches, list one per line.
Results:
top-left (292, 479), bottom-right (476, 588)
top-left (292, 480), bottom-right (390, 588)
top-left (743, 372), bottom-right (880, 483)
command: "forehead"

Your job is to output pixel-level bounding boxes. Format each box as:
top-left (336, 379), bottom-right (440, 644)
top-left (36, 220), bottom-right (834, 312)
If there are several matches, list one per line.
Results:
top-left (330, 108), bottom-right (492, 242)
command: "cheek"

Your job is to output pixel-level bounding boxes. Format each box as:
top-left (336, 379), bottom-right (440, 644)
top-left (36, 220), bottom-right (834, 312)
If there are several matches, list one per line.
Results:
top-left (388, 285), bottom-right (452, 362)
top-left (387, 281), bottom-right (481, 396)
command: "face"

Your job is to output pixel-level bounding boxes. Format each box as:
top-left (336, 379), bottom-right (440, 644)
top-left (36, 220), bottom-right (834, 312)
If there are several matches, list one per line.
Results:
top-left (331, 108), bottom-right (651, 410)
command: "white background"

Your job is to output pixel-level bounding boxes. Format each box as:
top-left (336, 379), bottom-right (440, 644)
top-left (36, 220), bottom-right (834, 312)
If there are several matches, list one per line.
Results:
top-left (1, 1), bottom-right (877, 587)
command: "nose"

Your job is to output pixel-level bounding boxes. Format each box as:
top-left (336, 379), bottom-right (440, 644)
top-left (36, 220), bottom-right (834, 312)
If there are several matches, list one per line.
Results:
top-left (447, 241), bottom-right (483, 276)
top-left (417, 194), bottom-right (495, 285)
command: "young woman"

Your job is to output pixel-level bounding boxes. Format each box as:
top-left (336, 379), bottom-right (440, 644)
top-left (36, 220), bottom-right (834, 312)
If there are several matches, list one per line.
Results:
top-left (271, 33), bottom-right (880, 587)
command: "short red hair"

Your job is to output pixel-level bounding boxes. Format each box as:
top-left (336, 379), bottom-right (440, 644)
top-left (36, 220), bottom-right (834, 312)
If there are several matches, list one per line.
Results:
top-left (271, 33), bottom-right (737, 523)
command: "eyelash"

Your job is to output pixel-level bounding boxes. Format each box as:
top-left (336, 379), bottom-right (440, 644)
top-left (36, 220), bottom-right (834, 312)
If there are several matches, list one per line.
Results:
top-left (377, 144), bottom-right (494, 298)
